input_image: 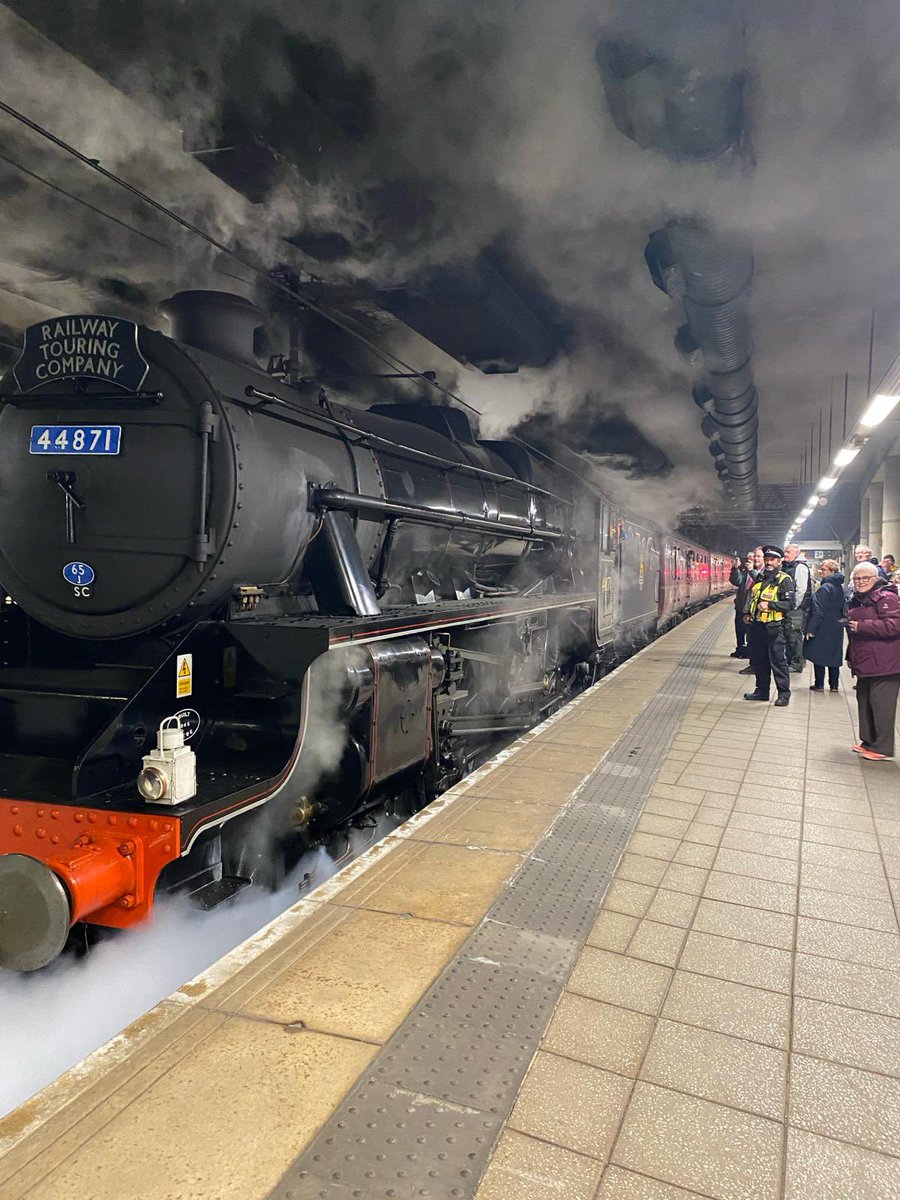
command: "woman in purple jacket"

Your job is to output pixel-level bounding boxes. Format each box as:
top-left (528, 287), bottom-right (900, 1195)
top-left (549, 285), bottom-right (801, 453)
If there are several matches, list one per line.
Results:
top-left (846, 562), bottom-right (900, 760)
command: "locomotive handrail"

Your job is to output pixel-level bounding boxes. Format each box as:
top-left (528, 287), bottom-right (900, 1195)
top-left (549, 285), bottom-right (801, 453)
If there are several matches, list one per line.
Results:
top-left (311, 486), bottom-right (566, 542)
top-left (243, 385), bottom-right (574, 506)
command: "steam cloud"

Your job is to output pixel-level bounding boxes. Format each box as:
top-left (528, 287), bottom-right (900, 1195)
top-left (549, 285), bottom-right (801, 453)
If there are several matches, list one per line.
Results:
top-left (1, 2), bottom-right (898, 495)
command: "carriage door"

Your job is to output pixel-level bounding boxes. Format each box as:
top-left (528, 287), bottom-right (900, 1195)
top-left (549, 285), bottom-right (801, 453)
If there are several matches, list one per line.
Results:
top-left (597, 499), bottom-right (617, 645)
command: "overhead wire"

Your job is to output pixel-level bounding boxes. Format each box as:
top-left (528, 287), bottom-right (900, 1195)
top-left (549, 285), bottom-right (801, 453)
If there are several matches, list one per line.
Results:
top-left (0, 97), bottom-right (586, 489)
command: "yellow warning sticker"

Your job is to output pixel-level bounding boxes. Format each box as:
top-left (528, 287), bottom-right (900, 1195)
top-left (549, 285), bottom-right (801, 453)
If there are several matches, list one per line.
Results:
top-left (176, 653), bottom-right (193, 698)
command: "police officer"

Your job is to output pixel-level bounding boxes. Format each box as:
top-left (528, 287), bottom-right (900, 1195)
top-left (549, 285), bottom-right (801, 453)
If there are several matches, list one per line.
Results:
top-left (743, 545), bottom-right (795, 707)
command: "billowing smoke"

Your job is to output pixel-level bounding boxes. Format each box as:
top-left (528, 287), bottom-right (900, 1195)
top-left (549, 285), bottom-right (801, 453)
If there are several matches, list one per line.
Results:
top-left (2, 0), bottom-right (900, 501)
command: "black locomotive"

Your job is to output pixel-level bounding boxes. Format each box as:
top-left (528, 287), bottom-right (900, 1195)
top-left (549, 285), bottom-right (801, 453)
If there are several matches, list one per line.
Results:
top-left (0, 291), bottom-right (730, 970)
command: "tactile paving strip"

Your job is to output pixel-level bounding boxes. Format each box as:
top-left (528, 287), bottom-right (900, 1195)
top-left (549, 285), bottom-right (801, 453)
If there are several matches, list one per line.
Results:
top-left (269, 609), bottom-right (728, 1200)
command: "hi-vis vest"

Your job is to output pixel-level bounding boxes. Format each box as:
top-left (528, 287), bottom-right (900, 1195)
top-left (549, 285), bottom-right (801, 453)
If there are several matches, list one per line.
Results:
top-left (748, 572), bottom-right (790, 623)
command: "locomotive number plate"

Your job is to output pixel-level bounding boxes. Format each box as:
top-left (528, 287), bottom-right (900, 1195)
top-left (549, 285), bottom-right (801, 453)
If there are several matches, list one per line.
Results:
top-left (30, 424), bottom-right (121, 454)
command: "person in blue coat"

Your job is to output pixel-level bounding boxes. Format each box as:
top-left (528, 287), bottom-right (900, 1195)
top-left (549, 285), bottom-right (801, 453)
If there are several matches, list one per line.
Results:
top-left (805, 560), bottom-right (846, 691)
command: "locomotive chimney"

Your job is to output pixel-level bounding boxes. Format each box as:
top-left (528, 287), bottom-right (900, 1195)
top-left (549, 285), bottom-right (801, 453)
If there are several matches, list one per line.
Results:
top-left (159, 290), bottom-right (263, 365)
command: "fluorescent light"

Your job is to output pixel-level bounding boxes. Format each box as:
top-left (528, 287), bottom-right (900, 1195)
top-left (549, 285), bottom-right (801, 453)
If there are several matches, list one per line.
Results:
top-left (808, 494), bottom-right (820, 507)
top-left (818, 476), bottom-right (837, 491)
top-left (834, 446), bottom-right (860, 467)
top-left (860, 393), bottom-right (900, 428)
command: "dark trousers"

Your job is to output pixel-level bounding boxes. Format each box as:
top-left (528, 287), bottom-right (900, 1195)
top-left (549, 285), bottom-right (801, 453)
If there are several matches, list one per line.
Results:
top-left (856, 674), bottom-right (900, 756)
top-left (734, 610), bottom-right (747, 652)
top-left (783, 608), bottom-right (807, 671)
top-left (749, 620), bottom-right (791, 698)
top-left (813, 664), bottom-right (840, 689)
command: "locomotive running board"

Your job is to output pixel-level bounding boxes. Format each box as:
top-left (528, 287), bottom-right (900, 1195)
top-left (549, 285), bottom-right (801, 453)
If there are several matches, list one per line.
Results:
top-left (230, 591), bottom-right (598, 648)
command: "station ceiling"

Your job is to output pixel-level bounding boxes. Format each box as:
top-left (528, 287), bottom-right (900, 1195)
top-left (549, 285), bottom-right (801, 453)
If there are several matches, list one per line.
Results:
top-left (0, 1), bottom-right (898, 530)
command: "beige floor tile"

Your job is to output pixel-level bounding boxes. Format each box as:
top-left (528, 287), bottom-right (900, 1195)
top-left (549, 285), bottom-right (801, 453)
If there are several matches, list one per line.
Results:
top-left (721, 829), bottom-right (800, 861)
top-left (234, 908), bottom-right (467, 1041)
top-left (589, 910), bottom-right (641, 953)
top-left (791, 1053), bottom-right (900, 1156)
top-left (480, 767), bottom-right (585, 805)
top-left (728, 811), bottom-right (801, 839)
top-left (612, 1082), bottom-right (782, 1200)
top-left (627, 832), bottom-right (682, 862)
top-left (794, 997), bottom-right (900, 1078)
top-left (650, 783), bottom-right (707, 805)
top-left (679, 774), bottom-right (740, 796)
top-left (645, 888), bottom-right (699, 928)
top-left (657, 765), bottom-right (687, 786)
top-left (737, 790), bottom-right (804, 811)
top-left (644, 797), bottom-right (699, 821)
top-left (795, 953), bottom-right (900, 1019)
top-left (626, 921), bottom-right (686, 968)
top-left (714, 847), bottom-right (798, 885)
top-left (340, 842), bottom-right (520, 925)
top-left (662, 970), bottom-right (790, 1049)
top-left (801, 840), bottom-right (883, 873)
top-left (797, 917), bottom-right (900, 972)
top-left (784, 1126), bottom-right (900, 1200)
top-left (475, 1129), bottom-right (603, 1200)
top-left (568, 947), bottom-right (672, 1016)
top-left (636, 813), bottom-right (691, 839)
top-left (673, 841), bottom-right (717, 869)
top-left (803, 793), bottom-right (872, 816)
top-left (509, 1052), bottom-right (632, 1159)
top-left (517, 744), bottom-right (606, 775)
top-left (667, 744), bottom-right (700, 763)
top-left (802, 808), bottom-right (875, 833)
top-left (799, 887), bottom-right (898, 933)
top-left (804, 782), bottom-right (869, 803)
top-left (617, 853), bottom-right (670, 887)
top-left (605, 879), bottom-right (657, 918)
top-left (804, 823), bottom-right (881, 852)
top-left (640, 1019), bottom-right (787, 1119)
top-left (695, 803), bottom-right (731, 826)
top-left (597, 1166), bottom-right (718, 1199)
top-left (683, 821), bottom-right (724, 846)
top-left (544, 993), bottom-right (653, 1077)
top-left (679, 930), bottom-right (792, 992)
top-left (703, 869), bottom-right (797, 913)
top-left (415, 801), bottom-right (556, 853)
top-left (800, 861), bottom-right (891, 899)
top-left (660, 863), bottom-right (708, 895)
top-left (682, 763), bottom-right (746, 782)
top-left (17, 1020), bottom-right (377, 1200)
top-left (693, 898), bottom-right (795, 950)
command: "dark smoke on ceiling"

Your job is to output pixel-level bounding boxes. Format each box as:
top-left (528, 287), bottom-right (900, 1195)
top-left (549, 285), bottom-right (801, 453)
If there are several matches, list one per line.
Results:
top-left (3, 0), bottom-right (900, 519)
top-left (518, 404), bottom-right (673, 480)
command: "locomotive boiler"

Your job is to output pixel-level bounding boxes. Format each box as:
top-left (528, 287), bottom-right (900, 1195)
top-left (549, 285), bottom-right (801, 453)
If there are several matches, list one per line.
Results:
top-left (0, 290), bottom-right (731, 970)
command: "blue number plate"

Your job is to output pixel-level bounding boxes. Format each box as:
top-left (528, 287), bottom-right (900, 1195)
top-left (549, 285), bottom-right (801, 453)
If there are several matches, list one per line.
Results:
top-left (30, 425), bottom-right (121, 455)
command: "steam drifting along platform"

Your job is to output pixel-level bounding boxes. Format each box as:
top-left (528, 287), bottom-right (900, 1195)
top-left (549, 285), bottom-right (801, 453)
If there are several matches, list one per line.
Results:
top-left (4, 600), bottom-right (899, 1199)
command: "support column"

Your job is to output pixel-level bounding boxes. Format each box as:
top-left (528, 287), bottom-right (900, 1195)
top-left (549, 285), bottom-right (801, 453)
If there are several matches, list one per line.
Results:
top-left (869, 482), bottom-right (884, 559)
top-left (860, 493), bottom-right (871, 547)
top-left (881, 458), bottom-right (900, 560)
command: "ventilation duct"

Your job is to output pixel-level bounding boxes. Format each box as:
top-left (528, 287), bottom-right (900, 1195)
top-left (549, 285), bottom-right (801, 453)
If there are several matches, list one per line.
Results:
top-left (644, 218), bottom-right (759, 509)
top-left (596, 16), bottom-right (758, 509)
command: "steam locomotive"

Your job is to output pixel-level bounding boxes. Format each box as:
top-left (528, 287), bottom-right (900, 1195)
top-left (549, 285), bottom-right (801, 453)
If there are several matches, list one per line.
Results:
top-left (0, 291), bottom-right (731, 970)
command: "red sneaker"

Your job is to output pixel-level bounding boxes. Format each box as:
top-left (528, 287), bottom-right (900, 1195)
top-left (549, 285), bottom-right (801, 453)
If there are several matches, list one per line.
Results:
top-left (858, 748), bottom-right (890, 761)
top-left (851, 744), bottom-right (865, 754)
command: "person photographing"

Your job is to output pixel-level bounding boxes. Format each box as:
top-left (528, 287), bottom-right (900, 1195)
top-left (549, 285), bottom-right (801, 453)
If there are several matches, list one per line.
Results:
top-left (743, 545), bottom-right (795, 707)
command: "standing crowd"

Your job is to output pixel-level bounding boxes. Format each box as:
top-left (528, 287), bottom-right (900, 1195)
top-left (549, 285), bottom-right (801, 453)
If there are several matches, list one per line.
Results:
top-left (729, 542), bottom-right (900, 760)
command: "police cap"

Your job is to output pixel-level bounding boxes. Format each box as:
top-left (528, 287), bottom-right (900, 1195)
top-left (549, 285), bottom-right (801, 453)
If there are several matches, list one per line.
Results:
top-left (761, 545), bottom-right (784, 558)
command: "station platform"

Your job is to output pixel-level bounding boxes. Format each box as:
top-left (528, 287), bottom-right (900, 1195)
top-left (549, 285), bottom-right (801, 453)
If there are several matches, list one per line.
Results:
top-left (3, 601), bottom-right (900, 1200)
